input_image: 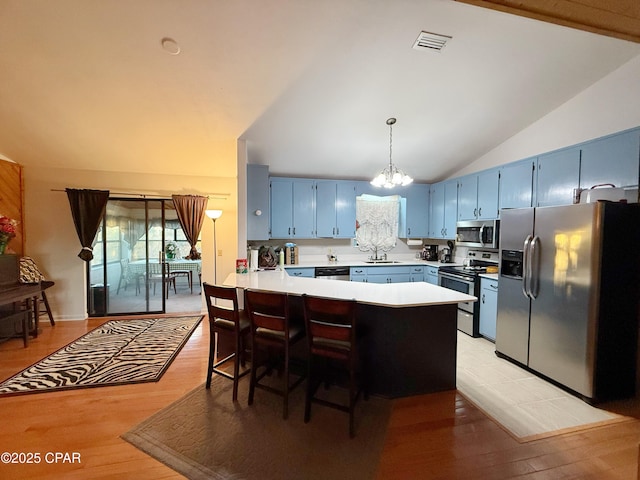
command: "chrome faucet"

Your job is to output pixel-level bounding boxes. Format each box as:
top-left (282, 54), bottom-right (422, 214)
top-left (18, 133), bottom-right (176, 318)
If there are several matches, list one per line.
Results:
top-left (368, 247), bottom-right (387, 262)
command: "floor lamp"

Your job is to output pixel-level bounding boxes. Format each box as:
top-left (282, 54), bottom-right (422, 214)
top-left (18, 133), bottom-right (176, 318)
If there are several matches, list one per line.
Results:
top-left (206, 209), bottom-right (223, 285)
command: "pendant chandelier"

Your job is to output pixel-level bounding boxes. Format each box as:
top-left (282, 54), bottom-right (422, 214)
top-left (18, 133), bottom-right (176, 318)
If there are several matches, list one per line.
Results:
top-left (370, 117), bottom-right (413, 188)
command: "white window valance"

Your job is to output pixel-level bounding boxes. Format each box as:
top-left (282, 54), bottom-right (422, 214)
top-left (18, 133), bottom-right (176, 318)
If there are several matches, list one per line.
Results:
top-left (355, 194), bottom-right (400, 252)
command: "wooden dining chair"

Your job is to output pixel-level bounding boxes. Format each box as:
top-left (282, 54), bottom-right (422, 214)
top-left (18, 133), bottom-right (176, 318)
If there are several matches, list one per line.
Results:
top-left (116, 258), bottom-right (142, 295)
top-left (203, 283), bottom-right (251, 401)
top-left (18, 257), bottom-right (55, 328)
top-left (169, 264), bottom-right (193, 293)
top-left (244, 289), bottom-right (305, 419)
top-left (147, 262), bottom-right (177, 298)
top-left (302, 294), bottom-right (366, 438)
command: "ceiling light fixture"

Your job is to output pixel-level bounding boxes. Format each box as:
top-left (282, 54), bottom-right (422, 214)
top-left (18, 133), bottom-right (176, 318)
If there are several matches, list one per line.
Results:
top-left (161, 37), bottom-right (181, 55)
top-left (371, 118), bottom-right (413, 188)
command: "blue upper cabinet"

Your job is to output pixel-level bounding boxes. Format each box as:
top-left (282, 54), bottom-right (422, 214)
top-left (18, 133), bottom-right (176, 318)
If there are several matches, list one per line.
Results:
top-left (336, 181), bottom-right (358, 238)
top-left (292, 179), bottom-right (316, 237)
top-left (458, 170), bottom-right (500, 220)
top-left (270, 178), bottom-right (293, 238)
top-left (535, 147), bottom-right (581, 207)
top-left (443, 181), bottom-right (458, 238)
top-left (402, 183), bottom-right (430, 238)
top-left (500, 158), bottom-right (534, 210)
top-left (247, 164), bottom-right (270, 240)
top-left (580, 128), bottom-right (640, 190)
top-left (270, 178), bottom-right (316, 238)
top-left (457, 175), bottom-right (478, 221)
top-left (316, 180), bottom-right (357, 238)
top-left (476, 169), bottom-right (500, 219)
top-left (429, 180), bottom-right (457, 239)
top-left (315, 180), bottom-right (336, 238)
top-left (428, 182), bottom-right (444, 238)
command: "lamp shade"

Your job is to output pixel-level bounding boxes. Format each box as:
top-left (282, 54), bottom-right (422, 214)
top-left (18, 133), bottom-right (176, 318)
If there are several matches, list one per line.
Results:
top-left (206, 209), bottom-right (223, 220)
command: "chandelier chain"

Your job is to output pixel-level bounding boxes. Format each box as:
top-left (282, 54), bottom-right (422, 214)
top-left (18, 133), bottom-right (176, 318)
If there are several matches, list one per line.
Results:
top-left (389, 122), bottom-right (393, 168)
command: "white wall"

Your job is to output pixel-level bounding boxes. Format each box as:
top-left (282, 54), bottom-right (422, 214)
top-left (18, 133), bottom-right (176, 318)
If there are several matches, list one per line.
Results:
top-left (455, 53), bottom-right (640, 176)
top-left (23, 167), bottom-right (238, 320)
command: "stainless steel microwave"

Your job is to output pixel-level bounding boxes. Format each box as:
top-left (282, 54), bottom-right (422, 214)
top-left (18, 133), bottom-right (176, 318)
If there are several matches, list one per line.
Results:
top-left (455, 220), bottom-right (500, 249)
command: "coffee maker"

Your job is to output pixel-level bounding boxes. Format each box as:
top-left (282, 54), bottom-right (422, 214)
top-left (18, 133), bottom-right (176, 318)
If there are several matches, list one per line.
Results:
top-left (439, 240), bottom-right (455, 263)
top-left (421, 244), bottom-right (438, 261)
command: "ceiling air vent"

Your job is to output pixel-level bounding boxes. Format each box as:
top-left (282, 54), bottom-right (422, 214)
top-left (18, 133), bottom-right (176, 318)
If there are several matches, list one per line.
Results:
top-left (412, 31), bottom-right (452, 52)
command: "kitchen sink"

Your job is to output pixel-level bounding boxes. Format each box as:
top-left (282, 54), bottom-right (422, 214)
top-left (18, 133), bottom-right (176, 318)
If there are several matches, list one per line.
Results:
top-left (364, 260), bottom-right (403, 264)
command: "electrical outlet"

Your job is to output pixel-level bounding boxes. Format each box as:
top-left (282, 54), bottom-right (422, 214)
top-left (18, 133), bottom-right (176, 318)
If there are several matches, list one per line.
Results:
top-left (217, 249), bottom-right (222, 256)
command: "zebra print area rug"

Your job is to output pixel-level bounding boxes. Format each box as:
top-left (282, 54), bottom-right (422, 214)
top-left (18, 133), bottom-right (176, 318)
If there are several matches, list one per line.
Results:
top-left (0, 316), bottom-right (202, 396)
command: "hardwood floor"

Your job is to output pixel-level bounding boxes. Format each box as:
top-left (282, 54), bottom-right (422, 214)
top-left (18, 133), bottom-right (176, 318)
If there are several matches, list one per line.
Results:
top-left (1, 318), bottom-right (639, 479)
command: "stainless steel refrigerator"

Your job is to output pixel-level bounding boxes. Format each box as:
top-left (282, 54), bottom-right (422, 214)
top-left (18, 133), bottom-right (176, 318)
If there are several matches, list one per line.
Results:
top-left (496, 202), bottom-right (640, 403)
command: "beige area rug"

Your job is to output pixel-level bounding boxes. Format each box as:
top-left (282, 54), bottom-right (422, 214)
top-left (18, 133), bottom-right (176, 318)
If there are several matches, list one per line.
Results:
top-left (123, 375), bottom-right (392, 480)
top-left (456, 332), bottom-right (631, 442)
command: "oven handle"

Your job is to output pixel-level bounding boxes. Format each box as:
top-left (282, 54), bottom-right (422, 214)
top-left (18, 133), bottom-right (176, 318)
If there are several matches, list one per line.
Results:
top-left (438, 271), bottom-right (475, 287)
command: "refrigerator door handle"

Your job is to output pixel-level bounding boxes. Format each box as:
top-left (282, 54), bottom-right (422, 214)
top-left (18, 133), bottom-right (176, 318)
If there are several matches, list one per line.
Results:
top-left (529, 235), bottom-right (540, 299)
top-left (522, 235), bottom-right (532, 299)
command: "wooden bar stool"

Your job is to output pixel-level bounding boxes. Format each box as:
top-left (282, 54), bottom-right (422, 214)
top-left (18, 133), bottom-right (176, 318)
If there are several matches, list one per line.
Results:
top-left (244, 289), bottom-right (305, 419)
top-left (302, 294), bottom-right (366, 438)
top-left (203, 283), bottom-right (251, 401)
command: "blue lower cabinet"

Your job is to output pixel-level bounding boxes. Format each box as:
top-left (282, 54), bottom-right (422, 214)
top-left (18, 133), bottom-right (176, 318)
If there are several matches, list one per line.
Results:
top-left (409, 265), bottom-right (424, 282)
top-left (479, 277), bottom-right (498, 341)
top-left (349, 265), bottom-right (415, 283)
top-left (425, 266), bottom-right (439, 285)
top-left (284, 267), bottom-right (315, 278)
top-left (350, 267), bottom-right (367, 282)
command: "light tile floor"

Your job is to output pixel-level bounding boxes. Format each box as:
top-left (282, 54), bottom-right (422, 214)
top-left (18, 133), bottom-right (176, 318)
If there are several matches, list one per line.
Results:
top-left (456, 332), bottom-right (624, 441)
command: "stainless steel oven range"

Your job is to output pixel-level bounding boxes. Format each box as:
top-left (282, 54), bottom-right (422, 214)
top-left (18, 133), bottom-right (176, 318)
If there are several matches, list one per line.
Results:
top-left (438, 250), bottom-right (498, 337)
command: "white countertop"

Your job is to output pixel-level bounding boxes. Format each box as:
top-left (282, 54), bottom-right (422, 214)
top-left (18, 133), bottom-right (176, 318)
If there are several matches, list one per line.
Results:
top-left (223, 270), bottom-right (476, 308)
top-left (283, 259), bottom-right (460, 269)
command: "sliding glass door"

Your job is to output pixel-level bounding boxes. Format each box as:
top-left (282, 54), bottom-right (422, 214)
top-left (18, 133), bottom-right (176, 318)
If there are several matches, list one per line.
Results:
top-left (88, 198), bottom-right (202, 316)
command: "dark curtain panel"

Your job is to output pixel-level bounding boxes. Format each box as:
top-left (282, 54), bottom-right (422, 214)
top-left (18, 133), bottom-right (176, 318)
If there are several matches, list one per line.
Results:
top-left (172, 194), bottom-right (207, 260)
top-left (66, 189), bottom-right (110, 261)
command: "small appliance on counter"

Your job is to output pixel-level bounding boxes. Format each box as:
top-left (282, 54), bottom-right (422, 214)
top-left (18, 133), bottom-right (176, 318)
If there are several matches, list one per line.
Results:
top-left (439, 240), bottom-right (455, 263)
top-left (421, 244), bottom-right (438, 261)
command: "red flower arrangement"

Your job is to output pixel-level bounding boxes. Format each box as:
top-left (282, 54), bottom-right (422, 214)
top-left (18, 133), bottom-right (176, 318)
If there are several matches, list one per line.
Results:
top-left (0, 214), bottom-right (17, 254)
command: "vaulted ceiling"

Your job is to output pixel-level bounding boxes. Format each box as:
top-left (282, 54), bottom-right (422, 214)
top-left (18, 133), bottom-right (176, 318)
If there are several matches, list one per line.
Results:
top-left (1, 0), bottom-right (639, 183)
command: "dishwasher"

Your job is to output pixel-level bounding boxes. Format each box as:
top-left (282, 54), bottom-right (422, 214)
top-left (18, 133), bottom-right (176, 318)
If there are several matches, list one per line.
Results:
top-left (314, 266), bottom-right (350, 280)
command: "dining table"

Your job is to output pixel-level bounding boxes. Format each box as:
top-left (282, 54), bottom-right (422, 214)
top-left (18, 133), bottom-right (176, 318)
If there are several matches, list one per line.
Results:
top-left (129, 259), bottom-right (202, 274)
top-left (129, 259), bottom-right (202, 294)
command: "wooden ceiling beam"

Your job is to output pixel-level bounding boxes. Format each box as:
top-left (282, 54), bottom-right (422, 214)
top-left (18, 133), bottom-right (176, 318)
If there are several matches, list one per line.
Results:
top-left (455, 0), bottom-right (640, 43)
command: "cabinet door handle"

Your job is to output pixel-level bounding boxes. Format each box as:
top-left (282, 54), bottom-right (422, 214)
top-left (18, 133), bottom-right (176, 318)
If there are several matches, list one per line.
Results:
top-left (474, 208), bottom-right (477, 217)
top-left (482, 293), bottom-right (485, 303)
top-left (407, 227), bottom-right (411, 235)
top-left (490, 284), bottom-right (498, 290)
top-left (333, 227), bottom-right (335, 235)
top-left (288, 227), bottom-right (291, 235)
top-left (293, 227), bottom-right (296, 235)
top-left (336, 227), bottom-right (339, 235)
top-left (478, 207), bottom-right (482, 217)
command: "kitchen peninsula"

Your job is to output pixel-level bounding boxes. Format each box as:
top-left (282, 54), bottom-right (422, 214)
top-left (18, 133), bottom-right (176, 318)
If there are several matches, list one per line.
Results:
top-left (224, 270), bottom-right (476, 398)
